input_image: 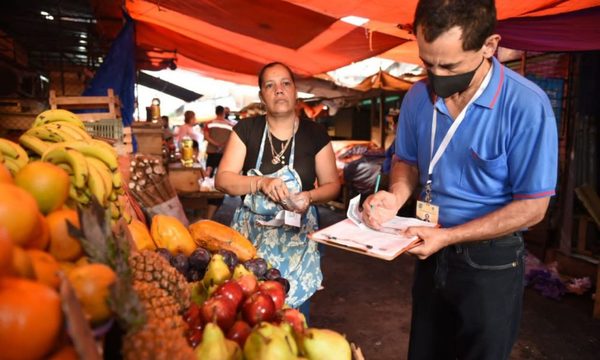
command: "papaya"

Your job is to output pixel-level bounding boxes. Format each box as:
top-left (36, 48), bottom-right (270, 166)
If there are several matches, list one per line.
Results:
top-left (151, 215), bottom-right (196, 256)
top-left (188, 220), bottom-right (256, 261)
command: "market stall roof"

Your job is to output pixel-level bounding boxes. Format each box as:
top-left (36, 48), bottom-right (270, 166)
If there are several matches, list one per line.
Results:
top-left (353, 70), bottom-right (414, 92)
top-left (92, 0), bottom-right (599, 85)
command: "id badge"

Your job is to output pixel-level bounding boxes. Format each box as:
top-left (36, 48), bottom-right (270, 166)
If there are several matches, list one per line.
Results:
top-left (416, 200), bottom-right (439, 224)
top-left (284, 211), bottom-right (301, 227)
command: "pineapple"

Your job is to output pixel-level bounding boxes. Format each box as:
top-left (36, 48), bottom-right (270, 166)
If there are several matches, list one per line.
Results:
top-left (71, 201), bottom-right (194, 360)
top-left (129, 250), bottom-right (191, 311)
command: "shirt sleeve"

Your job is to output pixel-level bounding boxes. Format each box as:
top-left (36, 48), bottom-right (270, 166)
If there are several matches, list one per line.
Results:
top-left (395, 84), bottom-right (423, 166)
top-left (508, 95), bottom-right (558, 199)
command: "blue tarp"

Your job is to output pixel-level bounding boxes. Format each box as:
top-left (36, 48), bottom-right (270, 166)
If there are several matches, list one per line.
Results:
top-left (83, 14), bottom-right (135, 131)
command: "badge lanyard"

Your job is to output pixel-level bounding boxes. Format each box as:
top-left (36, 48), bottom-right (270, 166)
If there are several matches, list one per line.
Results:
top-left (425, 63), bottom-right (493, 203)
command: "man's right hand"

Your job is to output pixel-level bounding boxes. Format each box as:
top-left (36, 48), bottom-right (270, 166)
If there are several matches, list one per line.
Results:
top-left (362, 191), bottom-right (401, 229)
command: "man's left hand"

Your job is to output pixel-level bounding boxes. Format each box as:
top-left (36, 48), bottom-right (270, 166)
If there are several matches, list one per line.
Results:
top-left (405, 226), bottom-right (452, 260)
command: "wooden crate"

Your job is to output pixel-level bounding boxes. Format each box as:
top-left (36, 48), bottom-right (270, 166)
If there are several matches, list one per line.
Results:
top-left (131, 122), bottom-right (163, 155)
top-left (49, 89), bottom-right (121, 122)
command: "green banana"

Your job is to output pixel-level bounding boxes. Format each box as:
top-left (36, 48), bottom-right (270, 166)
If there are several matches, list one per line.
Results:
top-left (86, 161), bottom-right (108, 206)
top-left (18, 134), bottom-right (51, 156)
top-left (86, 157), bottom-right (113, 199)
top-left (33, 109), bottom-right (84, 129)
top-left (25, 125), bottom-right (65, 143)
top-left (42, 145), bottom-right (89, 189)
top-left (0, 139), bottom-right (19, 158)
top-left (61, 141), bottom-right (118, 171)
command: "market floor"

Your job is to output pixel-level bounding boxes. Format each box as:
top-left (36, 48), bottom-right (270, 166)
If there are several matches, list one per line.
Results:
top-left (211, 196), bottom-right (600, 360)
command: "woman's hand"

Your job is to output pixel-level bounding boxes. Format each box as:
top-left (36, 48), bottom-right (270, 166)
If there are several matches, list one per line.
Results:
top-left (283, 191), bottom-right (311, 213)
top-left (259, 177), bottom-right (290, 203)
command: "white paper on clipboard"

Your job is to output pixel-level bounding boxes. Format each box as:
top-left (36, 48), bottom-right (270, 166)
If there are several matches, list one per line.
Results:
top-left (310, 196), bottom-right (437, 260)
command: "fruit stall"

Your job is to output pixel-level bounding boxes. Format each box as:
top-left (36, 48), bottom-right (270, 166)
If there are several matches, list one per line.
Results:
top-left (0, 109), bottom-right (361, 359)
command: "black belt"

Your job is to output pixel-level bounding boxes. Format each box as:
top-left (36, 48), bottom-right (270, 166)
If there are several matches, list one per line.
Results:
top-left (451, 232), bottom-right (523, 253)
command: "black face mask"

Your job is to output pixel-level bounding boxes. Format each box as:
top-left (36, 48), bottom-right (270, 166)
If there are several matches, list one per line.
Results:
top-left (427, 57), bottom-right (485, 98)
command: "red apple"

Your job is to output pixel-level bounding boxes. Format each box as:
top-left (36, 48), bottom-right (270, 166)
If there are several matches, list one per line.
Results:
top-left (186, 328), bottom-right (203, 348)
top-left (242, 292), bottom-right (276, 326)
top-left (184, 303), bottom-right (201, 324)
top-left (259, 280), bottom-right (286, 311)
top-left (226, 320), bottom-right (252, 347)
top-left (214, 280), bottom-right (245, 310)
top-left (201, 295), bottom-right (237, 331)
top-left (235, 274), bottom-right (259, 298)
top-left (279, 308), bottom-right (307, 335)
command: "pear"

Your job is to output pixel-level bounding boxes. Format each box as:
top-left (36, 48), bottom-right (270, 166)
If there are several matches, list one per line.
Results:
top-left (202, 254), bottom-right (232, 288)
top-left (300, 328), bottom-right (351, 360)
top-left (195, 323), bottom-right (229, 360)
top-left (190, 281), bottom-right (208, 305)
top-left (244, 322), bottom-right (298, 360)
top-left (232, 263), bottom-right (252, 280)
top-left (225, 339), bottom-right (243, 360)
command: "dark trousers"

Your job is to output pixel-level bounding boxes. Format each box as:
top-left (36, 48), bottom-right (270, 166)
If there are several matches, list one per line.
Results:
top-left (408, 234), bottom-right (525, 360)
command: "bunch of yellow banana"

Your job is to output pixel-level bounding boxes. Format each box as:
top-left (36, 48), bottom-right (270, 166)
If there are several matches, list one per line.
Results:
top-left (17, 109), bottom-right (126, 218)
top-left (40, 141), bottom-right (124, 213)
top-left (0, 138), bottom-right (29, 175)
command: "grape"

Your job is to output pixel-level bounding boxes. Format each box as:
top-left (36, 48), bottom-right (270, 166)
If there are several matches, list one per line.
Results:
top-left (264, 268), bottom-right (281, 281)
top-left (189, 247), bottom-right (211, 271)
top-left (186, 269), bottom-right (202, 282)
top-left (275, 277), bottom-right (290, 294)
top-left (243, 258), bottom-right (268, 278)
top-left (156, 248), bottom-right (173, 263)
top-left (170, 253), bottom-right (189, 276)
top-left (217, 249), bottom-right (239, 271)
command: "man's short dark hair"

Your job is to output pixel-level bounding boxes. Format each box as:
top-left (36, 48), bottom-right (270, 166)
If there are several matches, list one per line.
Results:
top-left (215, 105), bottom-right (224, 116)
top-left (414, 0), bottom-right (497, 51)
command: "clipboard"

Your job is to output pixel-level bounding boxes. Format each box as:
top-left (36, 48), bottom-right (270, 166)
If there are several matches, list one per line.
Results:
top-left (309, 217), bottom-right (436, 261)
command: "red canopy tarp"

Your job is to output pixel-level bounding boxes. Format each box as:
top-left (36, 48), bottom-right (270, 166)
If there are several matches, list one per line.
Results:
top-left (94, 0), bottom-right (600, 85)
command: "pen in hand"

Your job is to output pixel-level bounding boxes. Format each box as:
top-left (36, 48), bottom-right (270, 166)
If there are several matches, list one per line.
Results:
top-left (370, 173), bottom-right (382, 209)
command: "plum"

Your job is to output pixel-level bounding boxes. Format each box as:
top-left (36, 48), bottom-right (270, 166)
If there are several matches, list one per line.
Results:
top-left (217, 249), bottom-right (239, 271)
top-left (243, 258), bottom-right (268, 278)
top-left (189, 247), bottom-right (211, 271)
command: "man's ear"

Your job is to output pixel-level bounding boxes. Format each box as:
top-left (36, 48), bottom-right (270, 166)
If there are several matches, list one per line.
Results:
top-left (482, 34), bottom-right (501, 58)
top-left (258, 91), bottom-right (264, 104)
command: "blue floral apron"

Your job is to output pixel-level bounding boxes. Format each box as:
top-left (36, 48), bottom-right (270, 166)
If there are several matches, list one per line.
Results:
top-left (231, 123), bottom-right (322, 307)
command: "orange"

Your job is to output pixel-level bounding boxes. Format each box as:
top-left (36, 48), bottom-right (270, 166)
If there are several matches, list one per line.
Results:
top-left (46, 208), bottom-right (83, 261)
top-left (128, 218), bottom-right (156, 251)
top-left (0, 230), bottom-right (13, 276)
top-left (10, 246), bottom-right (35, 279)
top-left (14, 161), bottom-right (70, 214)
top-left (25, 212), bottom-right (50, 250)
top-left (68, 263), bottom-right (117, 325)
top-left (27, 249), bottom-right (61, 289)
top-left (48, 346), bottom-right (78, 360)
top-left (0, 164), bottom-right (12, 184)
top-left (0, 277), bottom-right (62, 360)
top-left (0, 183), bottom-right (40, 246)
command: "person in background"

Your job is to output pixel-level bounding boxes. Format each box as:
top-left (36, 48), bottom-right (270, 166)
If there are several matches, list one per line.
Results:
top-left (203, 106), bottom-right (234, 219)
top-left (161, 115), bottom-right (175, 154)
top-left (176, 110), bottom-right (203, 149)
top-left (203, 106), bottom-right (233, 175)
top-left (362, 1), bottom-right (558, 359)
top-left (216, 62), bottom-right (340, 319)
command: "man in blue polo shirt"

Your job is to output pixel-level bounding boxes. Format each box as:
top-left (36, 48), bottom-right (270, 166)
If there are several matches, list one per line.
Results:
top-left (363, 0), bottom-right (557, 359)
